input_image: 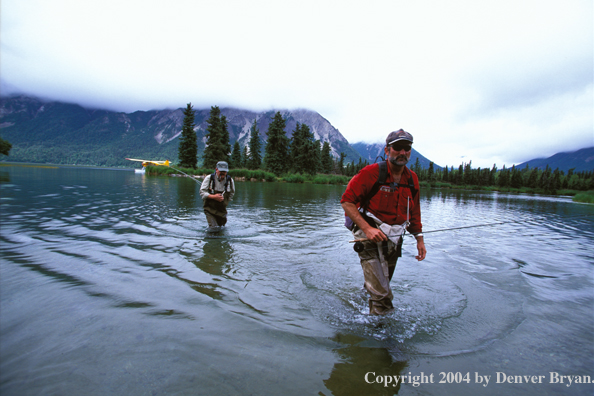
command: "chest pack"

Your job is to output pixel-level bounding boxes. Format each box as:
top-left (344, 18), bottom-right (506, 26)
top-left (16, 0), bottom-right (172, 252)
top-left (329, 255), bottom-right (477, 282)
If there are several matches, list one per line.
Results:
top-left (345, 161), bottom-right (417, 230)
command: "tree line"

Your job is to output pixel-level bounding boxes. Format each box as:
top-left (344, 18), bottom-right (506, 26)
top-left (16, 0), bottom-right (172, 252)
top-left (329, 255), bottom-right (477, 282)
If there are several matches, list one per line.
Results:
top-left (178, 103), bottom-right (593, 193)
top-left (178, 104), bottom-right (352, 176)
top-left (409, 158), bottom-right (594, 193)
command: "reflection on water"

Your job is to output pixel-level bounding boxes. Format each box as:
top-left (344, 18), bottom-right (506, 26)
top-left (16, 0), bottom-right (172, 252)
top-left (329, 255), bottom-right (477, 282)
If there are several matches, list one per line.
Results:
top-left (1, 165), bottom-right (593, 396)
top-left (324, 334), bottom-right (407, 396)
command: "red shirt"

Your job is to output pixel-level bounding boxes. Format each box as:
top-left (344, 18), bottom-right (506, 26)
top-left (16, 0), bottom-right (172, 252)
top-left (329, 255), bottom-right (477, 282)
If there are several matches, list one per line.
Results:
top-left (341, 163), bottom-right (422, 234)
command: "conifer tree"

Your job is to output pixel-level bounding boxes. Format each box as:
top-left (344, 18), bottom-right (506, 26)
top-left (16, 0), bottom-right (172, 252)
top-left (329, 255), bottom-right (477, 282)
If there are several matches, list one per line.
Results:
top-left (264, 112), bottom-right (290, 175)
top-left (463, 161), bottom-right (474, 185)
top-left (308, 140), bottom-right (322, 175)
top-left (289, 122), bottom-right (305, 172)
top-left (510, 165), bottom-right (523, 188)
top-left (498, 165), bottom-right (510, 187)
top-left (247, 119), bottom-right (262, 170)
top-left (302, 137), bottom-right (320, 175)
top-left (241, 145), bottom-right (248, 168)
top-left (412, 158), bottom-right (422, 175)
top-left (489, 164), bottom-right (497, 185)
top-left (231, 141), bottom-right (242, 168)
top-left (203, 106), bottom-right (229, 169)
top-left (220, 115), bottom-right (231, 163)
top-left (0, 137), bottom-right (12, 156)
top-left (320, 141), bottom-right (333, 174)
top-left (178, 103), bottom-right (197, 168)
top-left (456, 164), bottom-right (464, 184)
top-left (290, 122), bottom-right (317, 174)
top-left (338, 152), bottom-right (346, 175)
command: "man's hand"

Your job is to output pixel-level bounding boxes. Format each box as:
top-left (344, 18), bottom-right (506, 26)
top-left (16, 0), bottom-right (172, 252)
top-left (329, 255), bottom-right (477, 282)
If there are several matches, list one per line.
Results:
top-left (210, 193), bottom-right (224, 202)
top-left (364, 226), bottom-right (387, 243)
top-left (341, 202), bottom-right (387, 242)
top-left (415, 239), bottom-right (426, 261)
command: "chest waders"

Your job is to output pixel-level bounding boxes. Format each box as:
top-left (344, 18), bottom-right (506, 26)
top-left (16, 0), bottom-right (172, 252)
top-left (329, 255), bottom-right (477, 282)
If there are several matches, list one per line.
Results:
top-left (203, 173), bottom-right (233, 226)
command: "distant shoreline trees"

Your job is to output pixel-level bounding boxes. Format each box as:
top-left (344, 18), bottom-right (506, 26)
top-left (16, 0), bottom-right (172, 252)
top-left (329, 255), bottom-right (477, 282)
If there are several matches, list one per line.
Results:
top-left (411, 161), bottom-right (593, 193)
top-left (178, 104), bottom-right (593, 193)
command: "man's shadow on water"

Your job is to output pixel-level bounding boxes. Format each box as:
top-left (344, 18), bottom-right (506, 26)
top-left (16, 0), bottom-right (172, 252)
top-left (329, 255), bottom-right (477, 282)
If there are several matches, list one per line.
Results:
top-left (322, 333), bottom-right (408, 396)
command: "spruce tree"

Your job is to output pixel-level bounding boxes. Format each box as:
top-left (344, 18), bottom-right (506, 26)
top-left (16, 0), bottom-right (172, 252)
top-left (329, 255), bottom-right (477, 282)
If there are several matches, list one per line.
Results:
top-left (412, 158), bottom-right (422, 175)
top-left (178, 103), bottom-right (197, 168)
top-left (290, 123), bottom-right (317, 174)
top-left (203, 106), bottom-right (229, 169)
top-left (307, 139), bottom-right (322, 175)
top-left (498, 165), bottom-right (510, 187)
top-left (320, 141), bottom-right (333, 174)
top-left (289, 122), bottom-right (306, 173)
top-left (338, 153), bottom-right (346, 175)
top-left (0, 137), bottom-right (12, 156)
top-left (231, 141), bottom-right (242, 168)
top-left (241, 146), bottom-right (248, 168)
top-left (264, 112), bottom-right (289, 175)
top-left (247, 119), bottom-right (262, 170)
top-left (510, 165), bottom-right (523, 188)
top-left (220, 115), bottom-right (231, 164)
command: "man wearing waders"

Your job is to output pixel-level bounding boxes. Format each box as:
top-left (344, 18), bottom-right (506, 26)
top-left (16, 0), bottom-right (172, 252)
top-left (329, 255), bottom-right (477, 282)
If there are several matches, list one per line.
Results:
top-left (341, 130), bottom-right (426, 315)
top-left (200, 161), bottom-right (235, 228)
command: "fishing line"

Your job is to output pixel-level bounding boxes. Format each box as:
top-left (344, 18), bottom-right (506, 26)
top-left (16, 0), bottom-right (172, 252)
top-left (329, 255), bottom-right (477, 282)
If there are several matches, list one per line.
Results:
top-left (168, 166), bottom-right (204, 185)
top-left (350, 213), bottom-right (594, 252)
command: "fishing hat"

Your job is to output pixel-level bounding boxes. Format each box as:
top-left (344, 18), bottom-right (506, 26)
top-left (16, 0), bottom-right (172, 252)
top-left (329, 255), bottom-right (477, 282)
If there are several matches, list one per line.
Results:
top-left (216, 161), bottom-right (229, 172)
top-left (386, 129), bottom-right (413, 146)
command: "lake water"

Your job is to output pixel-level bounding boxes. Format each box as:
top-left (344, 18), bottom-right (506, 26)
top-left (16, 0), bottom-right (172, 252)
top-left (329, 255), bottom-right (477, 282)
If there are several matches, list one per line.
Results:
top-left (1, 164), bottom-right (593, 396)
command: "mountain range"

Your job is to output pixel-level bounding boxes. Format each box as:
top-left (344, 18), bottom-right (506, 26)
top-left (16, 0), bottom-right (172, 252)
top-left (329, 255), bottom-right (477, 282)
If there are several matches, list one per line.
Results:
top-left (0, 95), bottom-right (592, 172)
top-left (514, 147), bottom-right (594, 173)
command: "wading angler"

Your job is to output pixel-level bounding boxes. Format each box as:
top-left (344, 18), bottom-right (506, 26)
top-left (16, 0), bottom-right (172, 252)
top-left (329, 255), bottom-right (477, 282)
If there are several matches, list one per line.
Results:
top-left (200, 161), bottom-right (235, 229)
top-left (341, 129), bottom-right (426, 315)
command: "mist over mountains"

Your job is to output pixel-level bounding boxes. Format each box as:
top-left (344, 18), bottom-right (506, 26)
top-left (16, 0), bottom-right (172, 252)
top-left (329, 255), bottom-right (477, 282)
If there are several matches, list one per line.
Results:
top-left (0, 95), bottom-right (592, 172)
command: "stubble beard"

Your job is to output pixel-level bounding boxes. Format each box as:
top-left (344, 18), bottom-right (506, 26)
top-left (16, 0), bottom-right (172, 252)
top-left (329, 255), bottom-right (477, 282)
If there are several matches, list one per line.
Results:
top-left (389, 154), bottom-right (409, 166)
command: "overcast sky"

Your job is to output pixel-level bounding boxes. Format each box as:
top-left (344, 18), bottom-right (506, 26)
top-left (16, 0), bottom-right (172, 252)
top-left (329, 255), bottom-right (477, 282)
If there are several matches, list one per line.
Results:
top-left (1, 0), bottom-right (592, 168)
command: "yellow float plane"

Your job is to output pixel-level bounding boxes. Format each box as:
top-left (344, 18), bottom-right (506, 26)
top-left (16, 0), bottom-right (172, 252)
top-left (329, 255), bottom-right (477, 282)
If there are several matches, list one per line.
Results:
top-left (126, 158), bottom-right (170, 168)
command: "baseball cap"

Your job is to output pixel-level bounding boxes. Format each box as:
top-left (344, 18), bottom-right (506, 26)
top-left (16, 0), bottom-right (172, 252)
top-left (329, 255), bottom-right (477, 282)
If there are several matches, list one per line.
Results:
top-left (216, 161), bottom-right (229, 172)
top-left (386, 129), bottom-right (414, 145)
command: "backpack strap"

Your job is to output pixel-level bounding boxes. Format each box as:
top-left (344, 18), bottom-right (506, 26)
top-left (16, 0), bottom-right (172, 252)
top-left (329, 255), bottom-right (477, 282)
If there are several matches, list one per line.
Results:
top-left (209, 173), bottom-right (216, 192)
top-left (224, 174), bottom-right (231, 192)
top-left (361, 162), bottom-right (419, 210)
top-left (360, 161), bottom-right (388, 212)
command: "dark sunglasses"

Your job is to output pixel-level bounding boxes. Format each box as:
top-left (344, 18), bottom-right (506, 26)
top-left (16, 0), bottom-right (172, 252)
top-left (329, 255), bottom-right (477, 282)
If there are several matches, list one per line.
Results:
top-left (390, 143), bottom-right (412, 152)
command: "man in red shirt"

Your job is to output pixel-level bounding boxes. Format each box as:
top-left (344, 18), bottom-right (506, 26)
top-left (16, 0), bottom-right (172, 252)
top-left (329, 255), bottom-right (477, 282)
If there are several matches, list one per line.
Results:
top-left (341, 129), bottom-right (426, 315)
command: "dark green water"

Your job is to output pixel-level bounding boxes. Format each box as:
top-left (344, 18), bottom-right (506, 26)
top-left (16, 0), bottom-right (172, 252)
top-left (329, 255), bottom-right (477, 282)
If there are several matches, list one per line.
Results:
top-left (1, 164), bottom-right (593, 395)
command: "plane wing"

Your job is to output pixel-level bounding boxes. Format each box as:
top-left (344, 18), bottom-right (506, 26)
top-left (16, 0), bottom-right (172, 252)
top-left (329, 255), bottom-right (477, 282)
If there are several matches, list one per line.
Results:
top-left (126, 158), bottom-right (170, 167)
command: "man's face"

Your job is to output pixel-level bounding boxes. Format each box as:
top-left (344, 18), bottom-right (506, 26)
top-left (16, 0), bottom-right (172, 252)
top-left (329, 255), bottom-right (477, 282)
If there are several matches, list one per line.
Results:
top-left (385, 141), bottom-right (412, 166)
top-left (216, 169), bottom-right (227, 180)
